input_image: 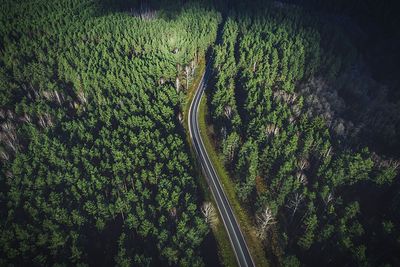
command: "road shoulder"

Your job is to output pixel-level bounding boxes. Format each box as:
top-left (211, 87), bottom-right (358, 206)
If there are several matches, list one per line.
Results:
top-left (183, 58), bottom-right (238, 267)
top-left (198, 92), bottom-right (270, 267)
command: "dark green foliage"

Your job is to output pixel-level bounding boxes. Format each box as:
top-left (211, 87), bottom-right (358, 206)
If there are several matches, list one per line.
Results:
top-left (0, 0), bottom-right (220, 265)
top-left (209, 4), bottom-right (399, 267)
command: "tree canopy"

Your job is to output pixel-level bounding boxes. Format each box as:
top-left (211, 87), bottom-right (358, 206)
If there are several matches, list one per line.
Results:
top-left (0, 0), bottom-right (221, 265)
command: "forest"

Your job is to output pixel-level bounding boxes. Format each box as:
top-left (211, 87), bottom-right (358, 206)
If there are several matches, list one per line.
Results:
top-left (1, 0), bottom-right (399, 266)
top-left (208, 1), bottom-right (400, 267)
top-left (0, 0), bottom-right (221, 265)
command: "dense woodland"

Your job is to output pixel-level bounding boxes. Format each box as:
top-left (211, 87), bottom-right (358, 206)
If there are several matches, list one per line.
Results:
top-left (0, 0), bottom-right (221, 265)
top-left (209, 2), bottom-right (399, 267)
top-left (1, 0), bottom-right (399, 266)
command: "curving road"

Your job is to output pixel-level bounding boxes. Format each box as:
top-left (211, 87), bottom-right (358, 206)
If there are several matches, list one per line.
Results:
top-left (188, 63), bottom-right (255, 267)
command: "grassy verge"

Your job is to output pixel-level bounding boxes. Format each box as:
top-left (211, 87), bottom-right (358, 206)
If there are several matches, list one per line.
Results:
top-left (183, 58), bottom-right (238, 267)
top-left (198, 93), bottom-right (270, 267)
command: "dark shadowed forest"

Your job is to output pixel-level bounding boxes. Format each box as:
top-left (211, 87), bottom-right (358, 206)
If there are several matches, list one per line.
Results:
top-left (208, 0), bottom-right (400, 266)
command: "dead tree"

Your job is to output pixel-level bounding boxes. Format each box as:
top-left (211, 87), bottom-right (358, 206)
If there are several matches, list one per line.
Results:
top-left (386, 160), bottom-right (400, 170)
top-left (184, 65), bottom-right (191, 90)
top-left (38, 115), bottom-right (46, 128)
top-left (201, 202), bottom-right (218, 227)
top-left (170, 207), bottom-right (177, 219)
top-left (372, 152), bottom-right (400, 170)
top-left (177, 112), bottom-right (183, 125)
top-left (1, 122), bottom-right (19, 153)
top-left (175, 77), bottom-right (180, 93)
top-left (265, 124), bottom-right (279, 137)
top-left (297, 158), bottom-right (309, 171)
top-left (291, 103), bottom-right (302, 118)
top-left (42, 90), bottom-right (63, 105)
top-left (253, 61), bottom-right (257, 72)
top-left (288, 115), bottom-right (296, 124)
top-left (273, 90), bottom-right (298, 105)
top-left (37, 113), bottom-right (54, 128)
top-left (20, 113), bottom-right (32, 124)
top-left (6, 110), bottom-right (14, 120)
top-left (286, 193), bottom-right (304, 217)
top-left (190, 60), bottom-right (195, 75)
top-left (224, 105), bottom-right (232, 119)
top-left (44, 113), bottom-right (54, 127)
top-left (323, 146), bottom-right (332, 160)
top-left (77, 90), bottom-right (87, 104)
top-left (256, 207), bottom-right (276, 239)
top-left (323, 192), bottom-right (334, 206)
top-left (296, 171), bottom-right (307, 185)
top-left (0, 149), bottom-right (9, 161)
top-left (54, 90), bottom-right (62, 105)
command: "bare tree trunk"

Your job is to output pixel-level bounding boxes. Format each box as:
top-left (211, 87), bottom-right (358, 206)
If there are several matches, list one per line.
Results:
top-left (201, 202), bottom-right (218, 226)
top-left (185, 65), bottom-right (190, 90)
top-left (256, 207), bottom-right (276, 239)
top-left (286, 193), bottom-right (304, 218)
top-left (175, 77), bottom-right (180, 92)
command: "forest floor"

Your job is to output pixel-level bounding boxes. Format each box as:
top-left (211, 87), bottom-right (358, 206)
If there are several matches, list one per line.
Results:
top-left (183, 58), bottom-right (237, 267)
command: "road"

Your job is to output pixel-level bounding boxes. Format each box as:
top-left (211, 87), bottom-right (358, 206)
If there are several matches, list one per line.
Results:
top-left (188, 63), bottom-right (255, 267)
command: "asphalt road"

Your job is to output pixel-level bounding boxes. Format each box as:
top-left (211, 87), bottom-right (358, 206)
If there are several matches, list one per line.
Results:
top-left (188, 64), bottom-right (255, 267)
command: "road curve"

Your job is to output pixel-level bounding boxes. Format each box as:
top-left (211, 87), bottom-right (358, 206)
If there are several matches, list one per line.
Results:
top-left (188, 63), bottom-right (255, 267)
